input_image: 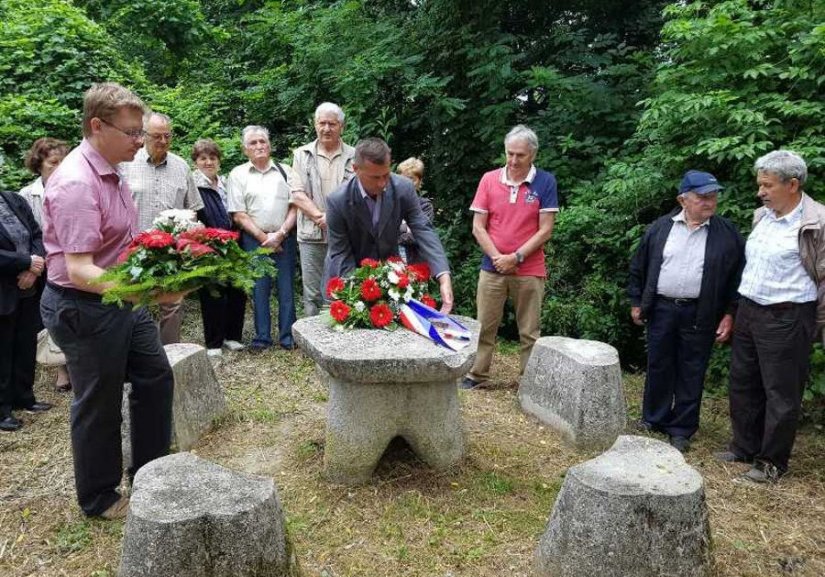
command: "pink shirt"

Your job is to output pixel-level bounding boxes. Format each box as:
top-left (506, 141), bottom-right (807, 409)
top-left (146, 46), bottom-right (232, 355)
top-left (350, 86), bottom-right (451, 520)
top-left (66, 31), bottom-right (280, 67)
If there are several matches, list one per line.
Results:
top-left (43, 139), bottom-right (138, 289)
top-left (470, 167), bottom-right (558, 278)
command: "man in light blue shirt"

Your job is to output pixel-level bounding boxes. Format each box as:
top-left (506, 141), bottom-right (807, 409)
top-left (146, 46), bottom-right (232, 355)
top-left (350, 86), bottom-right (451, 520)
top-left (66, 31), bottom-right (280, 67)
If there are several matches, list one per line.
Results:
top-left (717, 150), bottom-right (825, 483)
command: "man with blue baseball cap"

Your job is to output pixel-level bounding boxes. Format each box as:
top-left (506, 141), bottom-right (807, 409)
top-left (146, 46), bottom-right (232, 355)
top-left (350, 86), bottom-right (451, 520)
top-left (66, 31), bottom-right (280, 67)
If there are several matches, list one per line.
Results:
top-left (628, 170), bottom-right (745, 452)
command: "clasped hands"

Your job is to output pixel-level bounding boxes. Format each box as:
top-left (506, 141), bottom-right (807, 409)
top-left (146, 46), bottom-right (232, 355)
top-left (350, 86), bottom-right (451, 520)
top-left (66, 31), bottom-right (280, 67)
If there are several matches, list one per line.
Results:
top-left (261, 230), bottom-right (287, 252)
top-left (491, 252), bottom-right (519, 275)
top-left (17, 255), bottom-right (45, 289)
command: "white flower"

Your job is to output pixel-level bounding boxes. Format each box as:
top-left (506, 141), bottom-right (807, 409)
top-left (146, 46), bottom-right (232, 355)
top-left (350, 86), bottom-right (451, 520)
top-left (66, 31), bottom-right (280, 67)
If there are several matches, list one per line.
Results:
top-left (152, 209), bottom-right (202, 233)
top-left (387, 270), bottom-right (400, 284)
top-left (388, 260), bottom-right (405, 274)
top-left (354, 301), bottom-right (365, 312)
top-left (404, 286), bottom-right (414, 301)
top-left (388, 288), bottom-right (400, 301)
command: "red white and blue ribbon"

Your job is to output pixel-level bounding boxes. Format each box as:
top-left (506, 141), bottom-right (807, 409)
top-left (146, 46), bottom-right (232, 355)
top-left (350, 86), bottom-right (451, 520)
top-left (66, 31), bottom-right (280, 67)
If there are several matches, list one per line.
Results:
top-left (399, 299), bottom-right (471, 351)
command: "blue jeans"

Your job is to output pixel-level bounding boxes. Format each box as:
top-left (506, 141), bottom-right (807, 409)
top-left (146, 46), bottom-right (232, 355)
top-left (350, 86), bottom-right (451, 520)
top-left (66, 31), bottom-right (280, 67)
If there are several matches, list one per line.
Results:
top-left (241, 232), bottom-right (297, 348)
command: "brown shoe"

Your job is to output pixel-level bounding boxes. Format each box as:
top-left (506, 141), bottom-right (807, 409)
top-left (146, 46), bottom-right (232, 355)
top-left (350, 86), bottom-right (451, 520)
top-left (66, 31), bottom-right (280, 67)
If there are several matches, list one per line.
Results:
top-left (100, 496), bottom-right (130, 520)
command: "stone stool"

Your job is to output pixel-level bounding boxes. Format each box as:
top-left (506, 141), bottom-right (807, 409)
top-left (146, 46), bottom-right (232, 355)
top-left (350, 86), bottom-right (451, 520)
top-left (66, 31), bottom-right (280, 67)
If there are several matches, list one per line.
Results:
top-left (519, 336), bottom-right (625, 449)
top-left (293, 316), bottom-right (478, 485)
top-left (123, 343), bottom-right (227, 468)
top-left (536, 435), bottom-right (712, 577)
top-left (119, 453), bottom-right (290, 577)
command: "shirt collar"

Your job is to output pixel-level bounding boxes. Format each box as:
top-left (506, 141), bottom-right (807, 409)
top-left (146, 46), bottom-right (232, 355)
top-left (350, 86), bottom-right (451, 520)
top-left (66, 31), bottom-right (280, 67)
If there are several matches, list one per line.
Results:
top-left (767, 198), bottom-right (804, 224)
top-left (672, 209), bottom-right (710, 228)
top-left (500, 165), bottom-right (536, 186)
top-left (139, 147), bottom-right (168, 167)
top-left (315, 139), bottom-right (343, 160)
top-left (79, 138), bottom-right (118, 177)
top-left (248, 159), bottom-right (275, 174)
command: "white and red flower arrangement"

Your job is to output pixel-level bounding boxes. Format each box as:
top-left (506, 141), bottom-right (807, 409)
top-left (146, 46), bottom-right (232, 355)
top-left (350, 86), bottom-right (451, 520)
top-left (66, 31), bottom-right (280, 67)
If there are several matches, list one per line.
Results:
top-left (323, 257), bottom-right (438, 330)
top-left (98, 209), bottom-right (275, 306)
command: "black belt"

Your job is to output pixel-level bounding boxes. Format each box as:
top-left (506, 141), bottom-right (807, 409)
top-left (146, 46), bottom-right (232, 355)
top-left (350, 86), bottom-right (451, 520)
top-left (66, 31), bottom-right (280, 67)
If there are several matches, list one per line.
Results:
top-left (742, 297), bottom-right (811, 311)
top-left (46, 281), bottom-right (103, 302)
top-left (657, 295), bottom-right (697, 305)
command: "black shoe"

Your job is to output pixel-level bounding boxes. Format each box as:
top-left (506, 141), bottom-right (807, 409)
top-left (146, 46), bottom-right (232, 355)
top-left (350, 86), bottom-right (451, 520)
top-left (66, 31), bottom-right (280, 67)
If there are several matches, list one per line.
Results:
top-left (636, 419), bottom-right (655, 433)
top-left (23, 402), bottom-right (53, 414)
top-left (248, 344), bottom-right (270, 354)
top-left (0, 415), bottom-right (22, 431)
top-left (56, 381), bottom-right (72, 393)
top-left (714, 450), bottom-right (752, 464)
top-left (669, 435), bottom-right (691, 453)
top-left (459, 377), bottom-right (480, 390)
top-left (279, 343), bottom-right (297, 351)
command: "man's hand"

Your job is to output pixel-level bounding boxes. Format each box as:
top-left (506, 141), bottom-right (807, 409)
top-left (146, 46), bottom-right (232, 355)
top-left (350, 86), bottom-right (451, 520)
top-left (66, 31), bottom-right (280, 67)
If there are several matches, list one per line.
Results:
top-left (312, 212), bottom-right (327, 230)
top-left (261, 231), bottom-right (284, 252)
top-left (715, 313), bottom-right (733, 343)
top-left (631, 306), bottom-right (645, 326)
top-left (438, 273), bottom-right (454, 315)
top-left (17, 270), bottom-right (37, 290)
top-left (29, 255), bottom-right (45, 275)
top-left (491, 253), bottom-right (518, 275)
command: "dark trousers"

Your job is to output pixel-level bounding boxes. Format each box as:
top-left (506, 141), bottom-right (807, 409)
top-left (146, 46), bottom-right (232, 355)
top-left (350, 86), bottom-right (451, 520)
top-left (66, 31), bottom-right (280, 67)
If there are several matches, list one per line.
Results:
top-left (728, 298), bottom-right (815, 472)
top-left (41, 285), bottom-right (174, 516)
top-left (0, 294), bottom-right (38, 417)
top-left (644, 298), bottom-right (715, 438)
top-left (241, 232), bottom-right (297, 348)
top-left (198, 285), bottom-right (247, 349)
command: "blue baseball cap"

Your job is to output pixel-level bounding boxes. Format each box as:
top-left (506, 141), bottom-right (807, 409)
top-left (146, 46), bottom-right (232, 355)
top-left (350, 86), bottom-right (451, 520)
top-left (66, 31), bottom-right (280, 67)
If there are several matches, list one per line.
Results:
top-left (679, 170), bottom-right (722, 195)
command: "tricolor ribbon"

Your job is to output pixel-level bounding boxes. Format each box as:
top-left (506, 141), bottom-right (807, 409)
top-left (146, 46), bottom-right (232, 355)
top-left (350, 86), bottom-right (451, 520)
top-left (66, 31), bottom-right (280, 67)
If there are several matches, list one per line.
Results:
top-left (399, 299), bottom-right (471, 351)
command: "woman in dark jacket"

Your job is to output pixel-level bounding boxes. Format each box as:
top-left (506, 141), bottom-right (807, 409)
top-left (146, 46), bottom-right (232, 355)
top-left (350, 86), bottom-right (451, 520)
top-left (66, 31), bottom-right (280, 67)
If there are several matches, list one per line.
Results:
top-left (191, 139), bottom-right (247, 355)
top-left (0, 190), bottom-right (52, 431)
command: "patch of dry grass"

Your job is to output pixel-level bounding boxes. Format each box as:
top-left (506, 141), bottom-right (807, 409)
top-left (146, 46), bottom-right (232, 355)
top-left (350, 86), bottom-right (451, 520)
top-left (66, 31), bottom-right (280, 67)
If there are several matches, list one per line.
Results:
top-left (2, 304), bottom-right (824, 576)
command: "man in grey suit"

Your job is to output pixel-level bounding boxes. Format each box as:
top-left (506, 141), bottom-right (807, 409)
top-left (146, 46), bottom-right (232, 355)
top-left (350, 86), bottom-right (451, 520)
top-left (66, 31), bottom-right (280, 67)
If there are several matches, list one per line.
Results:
top-left (324, 137), bottom-right (454, 313)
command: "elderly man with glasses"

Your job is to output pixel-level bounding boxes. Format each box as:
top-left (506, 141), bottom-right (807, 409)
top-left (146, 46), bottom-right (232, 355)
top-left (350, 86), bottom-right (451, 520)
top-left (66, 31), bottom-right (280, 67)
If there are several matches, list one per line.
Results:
top-left (120, 111), bottom-right (202, 344)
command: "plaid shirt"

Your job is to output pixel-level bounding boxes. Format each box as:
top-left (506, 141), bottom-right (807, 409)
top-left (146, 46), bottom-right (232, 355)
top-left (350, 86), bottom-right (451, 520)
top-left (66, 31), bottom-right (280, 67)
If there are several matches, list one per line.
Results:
top-left (120, 148), bottom-right (203, 231)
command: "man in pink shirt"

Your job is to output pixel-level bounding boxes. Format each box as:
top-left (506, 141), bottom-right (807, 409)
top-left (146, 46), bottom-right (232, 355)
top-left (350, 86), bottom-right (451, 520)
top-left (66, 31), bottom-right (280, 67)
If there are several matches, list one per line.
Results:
top-left (40, 83), bottom-right (175, 520)
top-left (462, 125), bottom-right (558, 389)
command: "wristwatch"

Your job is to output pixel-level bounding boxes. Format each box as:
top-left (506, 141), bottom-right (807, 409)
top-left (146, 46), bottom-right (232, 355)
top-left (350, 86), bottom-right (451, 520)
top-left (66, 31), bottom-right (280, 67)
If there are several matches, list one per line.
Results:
top-left (515, 251), bottom-right (524, 264)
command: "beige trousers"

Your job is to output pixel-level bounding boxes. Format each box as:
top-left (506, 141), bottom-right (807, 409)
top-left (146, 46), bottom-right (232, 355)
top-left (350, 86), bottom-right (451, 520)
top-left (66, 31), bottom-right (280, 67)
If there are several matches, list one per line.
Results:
top-left (468, 270), bottom-right (544, 383)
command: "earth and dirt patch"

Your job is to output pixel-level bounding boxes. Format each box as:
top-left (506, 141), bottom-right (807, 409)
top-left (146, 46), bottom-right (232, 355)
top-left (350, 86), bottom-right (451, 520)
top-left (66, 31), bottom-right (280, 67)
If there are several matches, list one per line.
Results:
top-left (1, 307), bottom-right (823, 576)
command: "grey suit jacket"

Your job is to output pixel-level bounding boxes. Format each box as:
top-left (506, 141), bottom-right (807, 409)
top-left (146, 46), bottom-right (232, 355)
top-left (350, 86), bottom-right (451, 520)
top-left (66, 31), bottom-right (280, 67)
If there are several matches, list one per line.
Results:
top-left (323, 174), bottom-right (449, 288)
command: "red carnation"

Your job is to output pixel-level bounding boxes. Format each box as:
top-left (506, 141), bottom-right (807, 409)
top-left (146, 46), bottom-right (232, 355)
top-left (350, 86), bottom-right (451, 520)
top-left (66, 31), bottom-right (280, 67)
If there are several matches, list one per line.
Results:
top-left (396, 273), bottom-right (410, 289)
top-left (326, 276), bottom-right (346, 298)
top-left (387, 255), bottom-right (404, 264)
top-left (407, 263), bottom-right (431, 282)
top-left (176, 238), bottom-right (216, 258)
top-left (135, 230), bottom-right (175, 249)
top-left (202, 228), bottom-right (239, 242)
top-left (369, 303), bottom-right (393, 328)
top-left (117, 244), bottom-right (140, 264)
top-left (330, 300), bottom-right (351, 322)
top-left (421, 294), bottom-right (437, 309)
top-left (359, 258), bottom-right (380, 268)
top-left (360, 278), bottom-right (382, 301)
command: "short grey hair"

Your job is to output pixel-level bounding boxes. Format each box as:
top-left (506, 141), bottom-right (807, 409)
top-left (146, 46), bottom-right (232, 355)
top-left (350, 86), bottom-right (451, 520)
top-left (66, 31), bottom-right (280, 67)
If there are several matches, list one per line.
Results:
top-left (315, 102), bottom-right (345, 124)
top-left (754, 150), bottom-right (807, 186)
top-left (504, 125), bottom-right (538, 153)
top-left (144, 111), bottom-right (172, 129)
top-left (242, 125), bottom-right (270, 146)
top-left (354, 137), bottom-right (391, 165)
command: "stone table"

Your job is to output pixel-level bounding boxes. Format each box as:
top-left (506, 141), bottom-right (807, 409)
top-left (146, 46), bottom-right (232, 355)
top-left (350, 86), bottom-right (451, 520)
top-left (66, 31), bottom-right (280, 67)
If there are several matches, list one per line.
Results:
top-left (293, 315), bottom-right (478, 485)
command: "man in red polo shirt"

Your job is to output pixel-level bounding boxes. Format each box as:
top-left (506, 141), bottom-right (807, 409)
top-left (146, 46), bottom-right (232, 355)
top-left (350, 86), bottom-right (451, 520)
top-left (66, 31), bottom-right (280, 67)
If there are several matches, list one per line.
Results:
top-left (462, 125), bottom-right (558, 389)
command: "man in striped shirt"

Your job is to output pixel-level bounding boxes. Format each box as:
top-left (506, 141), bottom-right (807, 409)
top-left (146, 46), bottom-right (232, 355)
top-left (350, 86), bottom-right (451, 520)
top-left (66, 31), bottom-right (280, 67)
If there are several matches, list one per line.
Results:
top-left (717, 150), bottom-right (825, 483)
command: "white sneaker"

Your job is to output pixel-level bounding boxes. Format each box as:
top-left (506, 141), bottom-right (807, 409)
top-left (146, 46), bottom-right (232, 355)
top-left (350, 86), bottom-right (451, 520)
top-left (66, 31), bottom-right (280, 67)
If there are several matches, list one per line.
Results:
top-left (207, 348), bottom-right (223, 357)
top-left (223, 340), bottom-right (245, 351)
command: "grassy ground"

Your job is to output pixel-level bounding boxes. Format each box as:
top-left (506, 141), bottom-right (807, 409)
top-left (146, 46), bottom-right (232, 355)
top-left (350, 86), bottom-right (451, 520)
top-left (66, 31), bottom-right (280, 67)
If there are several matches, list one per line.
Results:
top-left (1, 303), bottom-right (824, 576)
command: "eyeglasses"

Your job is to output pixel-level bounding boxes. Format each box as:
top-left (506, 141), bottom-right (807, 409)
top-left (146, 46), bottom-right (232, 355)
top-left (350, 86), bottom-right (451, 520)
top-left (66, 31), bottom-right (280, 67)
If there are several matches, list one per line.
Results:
top-left (146, 132), bottom-right (173, 141)
top-left (100, 118), bottom-right (146, 140)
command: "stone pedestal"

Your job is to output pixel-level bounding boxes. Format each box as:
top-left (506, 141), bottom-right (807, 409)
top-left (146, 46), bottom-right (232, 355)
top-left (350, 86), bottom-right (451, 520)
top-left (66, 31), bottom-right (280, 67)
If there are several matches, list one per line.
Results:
top-left (123, 343), bottom-right (227, 468)
top-left (536, 435), bottom-right (712, 577)
top-left (519, 336), bottom-right (625, 450)
top-left (293, 316), bottom-right (478, 485)
top-left (120, 453), bottom-right (290, 577)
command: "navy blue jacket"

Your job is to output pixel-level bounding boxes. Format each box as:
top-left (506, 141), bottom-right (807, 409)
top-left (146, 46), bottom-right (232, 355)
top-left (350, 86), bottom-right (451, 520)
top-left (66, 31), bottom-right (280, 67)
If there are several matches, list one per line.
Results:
top-left (0, 191), bottom-right (44, 315)
top-left (628, 211), bottom-right (745, 331)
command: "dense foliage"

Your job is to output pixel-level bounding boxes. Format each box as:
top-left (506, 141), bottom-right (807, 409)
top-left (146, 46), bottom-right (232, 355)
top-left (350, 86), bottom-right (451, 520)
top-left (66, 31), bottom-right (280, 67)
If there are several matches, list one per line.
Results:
top-left (1, 0), bottom-right (823, 404)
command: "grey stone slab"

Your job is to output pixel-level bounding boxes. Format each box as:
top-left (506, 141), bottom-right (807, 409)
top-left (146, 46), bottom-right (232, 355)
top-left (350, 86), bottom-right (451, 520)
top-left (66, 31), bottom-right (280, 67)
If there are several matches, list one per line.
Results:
top-left (519, 336), bottom-right (626, 450)
top-left (120, 452), bottom-right (291, 577)
top-left (123, 344), bottom-right (227, 469)
top-left (537, 435), bottom-right (712, 577)
top-left (293, 316), bottom-right (478, 484)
